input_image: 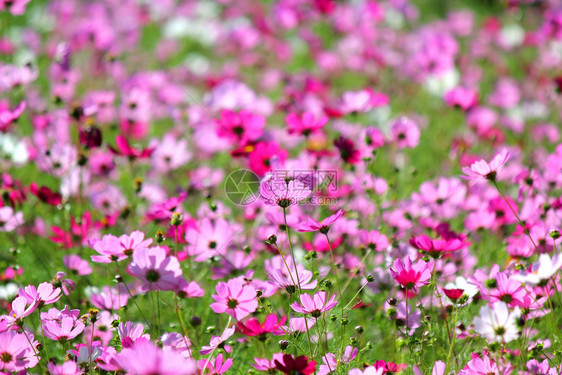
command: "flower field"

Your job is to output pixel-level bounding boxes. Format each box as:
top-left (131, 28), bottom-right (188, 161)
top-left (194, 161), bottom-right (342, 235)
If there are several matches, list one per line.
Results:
top-left (1, 0), bottom-right (562, 374)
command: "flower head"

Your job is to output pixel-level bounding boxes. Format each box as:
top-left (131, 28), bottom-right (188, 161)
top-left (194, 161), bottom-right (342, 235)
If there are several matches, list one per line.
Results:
top-left (210, 278), bottom-right (258, 320)
top-left (473, 302), bottom-right (521, 343)
top-left (461, 149), bottom-right (510, 182)
top-left (290, 291), bottom-right (338, 318)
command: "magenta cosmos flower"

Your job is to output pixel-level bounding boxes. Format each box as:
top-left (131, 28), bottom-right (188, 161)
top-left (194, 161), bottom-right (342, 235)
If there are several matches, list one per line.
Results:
top-left (210, 278), bottom-right (258, 320)
top-left (290, 291), bottom-right (338, 318)
top-left (286, 111), bottom-right (328, 136)
top-left (259, 174), bottom-right (312, 208)
top-left (409, 234), bottom-right (468, 257)
top-left (127, 246), bottom-right (183, 292)
top-left (389, 257), bottom-right (432, 297)
top-left (297, 210), bottom-right (344, 234)
top-left (461, 149), bottom-right (510, 182)
top-left (236, 314), bottom-right (287, 339)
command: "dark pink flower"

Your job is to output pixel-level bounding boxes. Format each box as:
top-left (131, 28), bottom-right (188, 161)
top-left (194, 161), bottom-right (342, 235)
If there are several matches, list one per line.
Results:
top-left (286, 111), bottom-right (328, 136)
top-left (236, 314), bottom-right (287, 339)
top-left (389, 257), bottom-right (432, 296)
top-left (217, 109), bottom-right (265, 144)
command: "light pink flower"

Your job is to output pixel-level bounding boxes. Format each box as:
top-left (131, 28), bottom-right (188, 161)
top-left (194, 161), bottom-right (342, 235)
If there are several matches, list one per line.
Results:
top-left (461, 149), bottom-right (510, 182)
top-left (210, 278), bottom-right (258, 320)
top-left (290, 291), bottom-right (338, 318)
top-left (127, 246), bottom-right (183, 292)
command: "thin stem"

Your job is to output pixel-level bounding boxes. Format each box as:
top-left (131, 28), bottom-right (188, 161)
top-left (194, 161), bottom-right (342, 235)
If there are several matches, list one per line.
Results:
top-left (493, 181), bottom-right (538, 251)
top-left (445, 305), bottom-right (458, 372)
top-left (89, 320), bottom-right (95, 375)
top-left (282, 207), bottom-right (313, 359)
top-left (114, 261), bottom-right (150, 327)
top-left (283, 207), bottom-right (302, 293)
top-left (325, 233), bottom-right (346, 360)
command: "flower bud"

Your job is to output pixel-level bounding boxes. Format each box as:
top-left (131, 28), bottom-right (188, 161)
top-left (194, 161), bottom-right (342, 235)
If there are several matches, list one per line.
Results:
top-left (134, 178), bottom-right (143, 193)
top-left (279, 340), bottom-right (289, 350)
top-left (190, 316), bottom-right (202, 327)
top-left (89, 308), bottom-right (99, 323)
top-left (155, 230), bottom-right (165, 243)
top-left (355, 325), bottom-right (364, 334)
top-left (265, 235), bottom-right (277, 245)
top-left (170, 212), bottom-right (183, 227)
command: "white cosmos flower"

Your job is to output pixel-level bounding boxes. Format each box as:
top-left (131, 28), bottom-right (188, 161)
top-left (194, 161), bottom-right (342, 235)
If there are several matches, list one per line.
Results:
top-left (512, 254), bottom-right (562, 286)
top-left (473, 302), bottom-right (521, 343)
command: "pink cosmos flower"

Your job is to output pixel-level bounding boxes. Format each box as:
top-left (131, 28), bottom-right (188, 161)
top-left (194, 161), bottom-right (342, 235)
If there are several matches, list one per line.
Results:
top-left (286, 111), bottom-right (328, 136)
top-left (349, 366), bottom-right (384, 375)
top-left (253, 353), bottom-right (285, 372)
top-left (486, 272), bottom-right (526, 308)
top-left (198, 354), bottom-right (233, 375)
top-left (109, 135), bottom-right (154, 159)
top-left (118, 322), bottom-right (150, 348)
top-left (409, 234), bottom-right (468, 256)
top-left (210, 278), bottom-right (258, 320)
top-left (116, 340), bottom-right (197, 375)
top-left (127, 246), bottom-right (183, 292)
top-left (217, 109), bottom-right (265, 144)
top-left (461, 149), bottom-right (510, 182)
top-left (444, 86), bottom-right (478, 110)
top-left (285, 317), bottom-right (317, 334)
top-left (0, 330), bottom-right (38, 372)
top-left (63, 254), bottom-right (92, 275)
top-left (6, 296), bottom-right (37, 326)
top-left (0, 100), bottom-right (25, 132)
top-left (290, 291), bottom-right (338, 318)
top-left (43, 316), bottom-right (85, 342)
top-left (461, 353), bottom-right (503, 375)
top-left (0, 0), bottom-right (30, 15)
top-left (18, 282), bottom-right (62, 308)
top-left (297, 210), bottom-right (344, 234)
top-left (199, 326), bottom-right (235, 355)
top-left (90, 286), bottom-right (129, 311)
top-left (391, 117), bottom-right (420, 149)
top-left (248, 142), bottom-right (288, 176)
top-left (259, 174), bottom-right (312, 208)
top-left (268, 264), bottom-right (318, 293)
top-left (389, 257), bottom-right (432, 296)
top-left (91, 230), bottom-right (153, 263)
top-left (185, 218), bottom-right (237, 262)
top-left (0, 206), bottom-right (23, 232)
top-left (47, 361), bottom-right (82, 375)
